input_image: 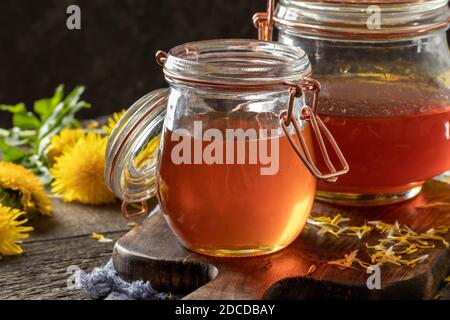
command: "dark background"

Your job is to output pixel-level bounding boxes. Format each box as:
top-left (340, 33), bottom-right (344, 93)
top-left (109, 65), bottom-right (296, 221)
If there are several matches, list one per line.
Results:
top-left (0, 0), bottom-right (266, 127)
top-left (0, 0), bottom-right (449, 127)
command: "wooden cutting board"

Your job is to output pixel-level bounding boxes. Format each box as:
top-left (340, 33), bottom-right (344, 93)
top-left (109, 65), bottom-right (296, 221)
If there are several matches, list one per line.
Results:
top-left (112, 180), bottom-right (450, 300)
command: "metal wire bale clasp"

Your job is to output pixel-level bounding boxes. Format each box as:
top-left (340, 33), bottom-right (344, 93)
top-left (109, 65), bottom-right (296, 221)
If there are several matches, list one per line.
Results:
top-left (253, 0), bottom-right (276, 41)
top-left (155, 50), bottom-right (167, 66)
top-left (121, 201), bottom-right (149, 220)
top-left (280, 79), bottom-right (349, 183)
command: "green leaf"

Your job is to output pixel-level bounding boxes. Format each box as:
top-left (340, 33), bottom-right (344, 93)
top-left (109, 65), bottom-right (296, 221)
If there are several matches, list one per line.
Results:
top-left (33, 85), bottom-right (64, 122)
top-left (0, 139), bottom-right (27, 163)
top-left (64, 86), bottom-right (85, 106)
top-left (70, 119), bottom-right (82, 128)
top-left (33, 99), bottom-right (52, 121)
top-left (0, 103), bottom-right (26, 114)
top-left (51, 84), bottom-right (64, 106)
top-left (35, 86), bottom-right (90, 158)
top-left (13, 111), bottom-right (41, 130)
top-left (36, 87), bottom-right (85, 139)
top-left (0, 85), bottom-right (90, 184)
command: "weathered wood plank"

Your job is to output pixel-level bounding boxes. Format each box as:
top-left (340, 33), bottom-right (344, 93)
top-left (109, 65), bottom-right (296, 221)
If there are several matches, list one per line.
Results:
top-left (26, 199), bottom-right (128, 242)
top-left (0, 196), bottom-right (137, 300)
top-left (0, 231), bottom-right (125, 300)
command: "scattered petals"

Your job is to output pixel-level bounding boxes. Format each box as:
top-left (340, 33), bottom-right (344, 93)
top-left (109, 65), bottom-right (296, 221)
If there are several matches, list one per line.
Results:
top-left (91, 233), bottom-right (113, 243)
top-left (327, 250), bottom-right (370, 270)
top-left (127, 222), bottom-right (139, 229)
top-left (311, 214), bottom-right (449, 270)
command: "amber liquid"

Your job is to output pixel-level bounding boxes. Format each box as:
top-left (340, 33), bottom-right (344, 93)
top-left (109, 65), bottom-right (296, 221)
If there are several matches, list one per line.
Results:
top-left (157, 118), bottom-right (316, 257)
top-left (317, 109), bottom-right (450, 194)
top-left (314, 80), bottom-right (450, 195)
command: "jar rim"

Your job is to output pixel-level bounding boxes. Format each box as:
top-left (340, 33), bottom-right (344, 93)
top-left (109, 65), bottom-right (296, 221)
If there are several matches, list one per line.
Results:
top-left (163, 39), bottom-right (312, 87)
top-left (275, 0), bottom-right (450, 40)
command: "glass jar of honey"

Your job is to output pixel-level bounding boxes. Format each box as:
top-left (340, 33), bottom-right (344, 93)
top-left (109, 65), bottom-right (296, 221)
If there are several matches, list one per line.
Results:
top-left (105, 39), bottom-right (348, 257)
top-left (254, 0), bottom-right (450, 205)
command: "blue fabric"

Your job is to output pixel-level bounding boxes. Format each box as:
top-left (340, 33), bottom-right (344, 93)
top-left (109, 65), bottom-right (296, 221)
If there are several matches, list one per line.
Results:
top-left (75, 259), bottom-right (169, 300)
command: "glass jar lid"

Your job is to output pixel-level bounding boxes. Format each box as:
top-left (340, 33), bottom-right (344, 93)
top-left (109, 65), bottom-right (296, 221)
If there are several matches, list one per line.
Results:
top-left (105, 89), bottom-right (168, 203)
top-left (273, 0), bottom-right (450, 40)
top-left (161, 39), bottom-right (312, 88)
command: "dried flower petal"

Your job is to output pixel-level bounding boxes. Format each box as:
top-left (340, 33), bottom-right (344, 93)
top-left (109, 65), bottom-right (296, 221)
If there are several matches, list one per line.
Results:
top-left (127, 222), bottom-right (139, 229)
top-left (91, 232), bottom-right (113, 243)
top-left (306, 264), bottom-right (316, 276)
top-left (327, 250), bottom-right (370, 270)
top-left (315, 214), bottom-right (449, 270)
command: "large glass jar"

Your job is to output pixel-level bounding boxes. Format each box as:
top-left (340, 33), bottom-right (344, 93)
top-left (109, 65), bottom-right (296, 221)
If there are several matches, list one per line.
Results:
top-left (105, 39), bottom-right (348, 257)
top-left (254, 0), bottom-right (450, 205)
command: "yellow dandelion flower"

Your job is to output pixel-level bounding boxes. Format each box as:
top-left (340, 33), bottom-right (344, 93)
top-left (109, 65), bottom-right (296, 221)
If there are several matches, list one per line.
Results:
top-left (47, 128), bottom-right (85, 163)
top-left (86, 120), bottom-right (100, 129)
top-left (51, 132), bottom-right (115, 205)
top-left (103, 110), bottom-right (126, 135)
top-left (0, 161), bottom-right (52, 216)
top-left (133, 136), bottom-right (161, 167)
top-left (0, 204), bottom-right (33, 257)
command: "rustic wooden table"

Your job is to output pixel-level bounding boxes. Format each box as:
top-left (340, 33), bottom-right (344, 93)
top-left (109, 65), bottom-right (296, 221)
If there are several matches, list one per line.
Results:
top-left (1, 191), bottom-right (448, 300)
top-left (0, 199), bottom-right (127, 300)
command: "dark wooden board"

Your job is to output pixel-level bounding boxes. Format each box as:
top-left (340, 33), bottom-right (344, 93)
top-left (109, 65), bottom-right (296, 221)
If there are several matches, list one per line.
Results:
top-left (113, 181), bottom-right (450, 300)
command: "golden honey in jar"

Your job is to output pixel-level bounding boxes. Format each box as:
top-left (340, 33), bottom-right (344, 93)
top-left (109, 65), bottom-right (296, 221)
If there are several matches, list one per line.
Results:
top-left (157, 115), bottom-right (316, 256)
top-left (105, 40), bottom-right (348, 257)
